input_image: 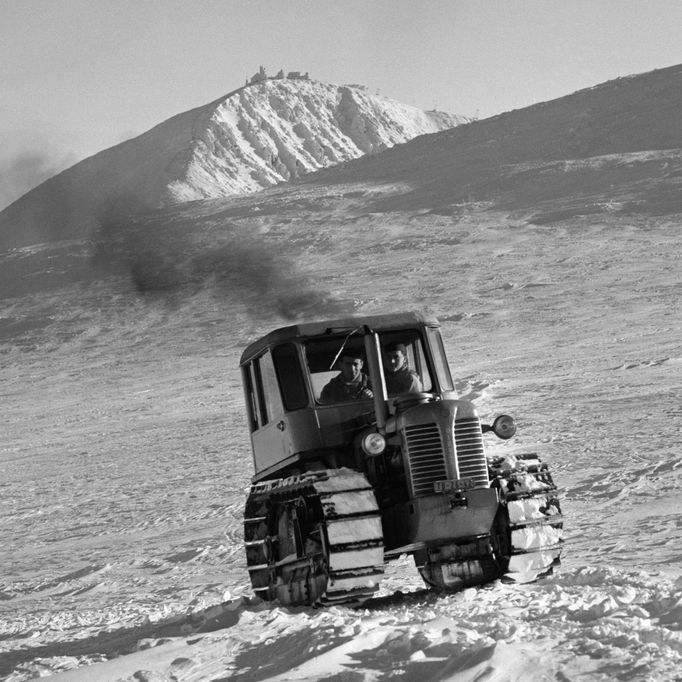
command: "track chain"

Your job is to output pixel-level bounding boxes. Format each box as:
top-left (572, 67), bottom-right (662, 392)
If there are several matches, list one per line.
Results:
top-left (418, 453), bottom-right (563, 590)
top-left (244, 468), bottom-right (384, 607)
top-left (489, 453), bottom-right (564, 579)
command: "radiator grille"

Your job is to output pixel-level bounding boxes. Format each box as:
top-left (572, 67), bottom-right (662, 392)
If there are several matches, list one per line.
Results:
top-left (403, 423), bottom-right (447, 497)
top-left (454, 417), bottom-right (489, 487)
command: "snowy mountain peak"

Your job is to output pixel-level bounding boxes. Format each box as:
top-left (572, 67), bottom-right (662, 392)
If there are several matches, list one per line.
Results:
top-left (168, 78), bottom-right (465, 202)
top-left (0, 79), bottom-right (465, 247)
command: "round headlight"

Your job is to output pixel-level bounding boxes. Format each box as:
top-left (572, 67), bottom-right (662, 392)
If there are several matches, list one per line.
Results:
top-left (492, 414), bottom-right (517, 440)
top-left (361, 431), bottom-right (386, 456)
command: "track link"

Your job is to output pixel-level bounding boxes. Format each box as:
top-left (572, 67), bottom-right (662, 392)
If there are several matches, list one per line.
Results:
top-left (244, 468), bottom-right (384, 607)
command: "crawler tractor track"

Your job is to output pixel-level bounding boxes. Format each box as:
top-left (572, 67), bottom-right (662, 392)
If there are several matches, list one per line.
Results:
top-left (244, 468), bottom-right (384, 607)
top-left (417, 454), bottom-right (563, 590)
top-left (490, 453), bottom-right (564, 580)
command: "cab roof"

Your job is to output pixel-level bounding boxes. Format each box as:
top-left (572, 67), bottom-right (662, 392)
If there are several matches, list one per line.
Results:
top-left (240, 311), bottom-right (440, 364)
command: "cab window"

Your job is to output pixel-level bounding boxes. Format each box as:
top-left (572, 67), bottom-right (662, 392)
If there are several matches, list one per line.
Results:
top-left (243, 351), bottom-right (284, 430)
top-left (378, 331), bottom-right (433, 395)
top-left (242, 365), bottom-right (259, 432)
top-left (259, 351), bottom-right (283, 424)
top-left (243, 362), bottom-right (265, 431)
top-left (272, 343), bottom-right (309, 410)
top-left (425, 326), bottom-right (454, 391)
top-left (303, 336), bottom-right (370, 404)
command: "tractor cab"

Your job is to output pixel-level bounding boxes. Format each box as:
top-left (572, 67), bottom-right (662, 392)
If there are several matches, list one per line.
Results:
top-left (240, 312), bottom-right (455, 481)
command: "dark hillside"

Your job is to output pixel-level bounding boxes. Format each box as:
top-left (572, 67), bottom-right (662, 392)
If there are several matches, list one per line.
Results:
top-left (303, 64), bottom-right (682, 215)
top-left (314, 64), bottom-right (682, 182)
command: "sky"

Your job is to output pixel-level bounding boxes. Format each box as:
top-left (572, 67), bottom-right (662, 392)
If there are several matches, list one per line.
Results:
top-left (1, 0), bottom-right (682, 210)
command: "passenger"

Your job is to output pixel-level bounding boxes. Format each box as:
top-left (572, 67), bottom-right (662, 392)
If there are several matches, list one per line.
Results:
top-left (320, 352), bottom-right (373, 403)
top-left (383, 342), bottom-right (422, 395)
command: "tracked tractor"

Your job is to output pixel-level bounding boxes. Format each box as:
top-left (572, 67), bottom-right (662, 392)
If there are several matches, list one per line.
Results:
top-left (240, 312), bottom-right (562, 606)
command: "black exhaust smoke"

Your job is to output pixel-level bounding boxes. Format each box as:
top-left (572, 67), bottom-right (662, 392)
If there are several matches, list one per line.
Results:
top-left (94, 203), bottom-right (355, 321)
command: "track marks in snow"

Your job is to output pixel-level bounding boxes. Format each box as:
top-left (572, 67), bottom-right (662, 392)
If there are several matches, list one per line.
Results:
top-left (612, 355), bottom-right (680, 370)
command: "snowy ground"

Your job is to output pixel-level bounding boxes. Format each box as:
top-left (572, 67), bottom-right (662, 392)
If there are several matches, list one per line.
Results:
top-left (1, 184), bottom-right (681, 680)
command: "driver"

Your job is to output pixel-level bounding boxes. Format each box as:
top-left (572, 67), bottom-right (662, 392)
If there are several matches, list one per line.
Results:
top-left (320, 351), bottom-right (373, 403)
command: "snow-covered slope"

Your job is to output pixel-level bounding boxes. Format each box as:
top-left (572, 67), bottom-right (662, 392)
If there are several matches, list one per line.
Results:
top-left (1, 203), bottom-right (680, 681)
top-left (168, 79), bottom-right (464, 201)
top-left (0, 79), bottom-right (464, 248)
top-left (1, 64), bottom-right (682, 681)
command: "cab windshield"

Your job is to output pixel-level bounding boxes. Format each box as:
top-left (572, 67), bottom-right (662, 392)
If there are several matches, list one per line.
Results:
top-left (304, 330), bottom-right (433, 404)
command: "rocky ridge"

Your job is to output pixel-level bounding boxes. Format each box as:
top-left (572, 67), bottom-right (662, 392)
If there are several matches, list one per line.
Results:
top-left (0, 79), bottom-right (464, 248)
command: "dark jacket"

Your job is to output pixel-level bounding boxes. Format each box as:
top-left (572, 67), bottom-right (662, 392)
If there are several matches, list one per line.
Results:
top-left (320, 373), bottom-right (373, 403)
top-left (385, 366), bottom-right (422, 395)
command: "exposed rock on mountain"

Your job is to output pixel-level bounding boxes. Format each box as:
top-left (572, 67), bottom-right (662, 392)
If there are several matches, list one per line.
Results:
top-left (0, 79), bottom-right (465, 248)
